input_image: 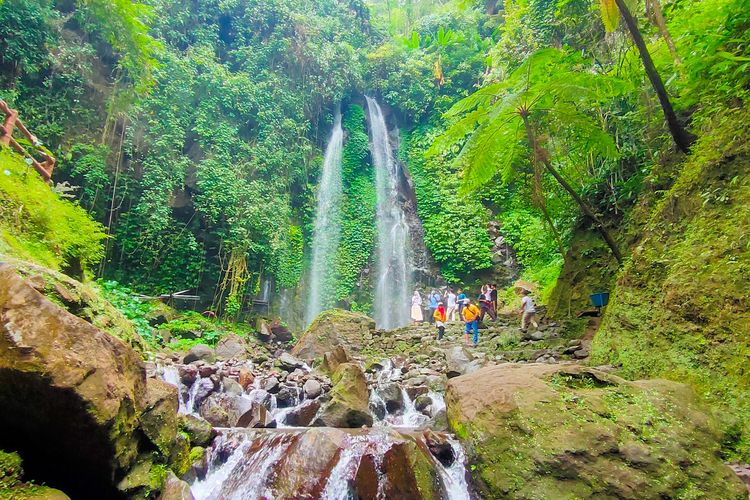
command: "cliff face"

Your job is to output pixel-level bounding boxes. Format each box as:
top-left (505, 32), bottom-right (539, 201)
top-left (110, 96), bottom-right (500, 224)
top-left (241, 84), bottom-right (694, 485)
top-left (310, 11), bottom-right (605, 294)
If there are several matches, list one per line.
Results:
top-left (552, 106), bottom-right (750, 460)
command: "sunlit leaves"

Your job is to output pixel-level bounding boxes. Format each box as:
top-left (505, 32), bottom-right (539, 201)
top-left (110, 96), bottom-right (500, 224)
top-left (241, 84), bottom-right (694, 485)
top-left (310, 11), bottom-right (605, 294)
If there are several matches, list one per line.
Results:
top-left (599, 0), bottom-right (620, 33)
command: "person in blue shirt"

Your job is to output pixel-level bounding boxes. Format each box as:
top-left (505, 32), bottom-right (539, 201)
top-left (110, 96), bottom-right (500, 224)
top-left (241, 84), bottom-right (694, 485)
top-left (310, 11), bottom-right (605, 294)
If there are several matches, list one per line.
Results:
top-left (428, 289), bottom-right (440, 324)
top-left (456, 288), bottom-right (467, 318)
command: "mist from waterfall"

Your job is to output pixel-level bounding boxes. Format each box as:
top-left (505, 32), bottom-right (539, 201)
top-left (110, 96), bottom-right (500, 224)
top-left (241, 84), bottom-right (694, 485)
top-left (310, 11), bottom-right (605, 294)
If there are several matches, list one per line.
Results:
top-left (366, 96), bottom-right (412, 330)
top-left (305, 108), bottom-right (344, 326)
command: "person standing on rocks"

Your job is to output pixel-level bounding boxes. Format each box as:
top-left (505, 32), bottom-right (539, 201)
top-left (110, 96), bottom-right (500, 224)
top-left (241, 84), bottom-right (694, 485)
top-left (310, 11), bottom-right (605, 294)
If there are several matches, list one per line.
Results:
top-left (490, 284), bottom-right (499, 311)
top-left (411, 290), bottom-right (424, 324)
top-left (462, 298), bottom-right (481, 346)
top-left (457, 288), bottom-right (467, 318)
top-left (518, 288), bottom-right (538, 332)
top-left (478, 290), bottom-right (497, 322)
top-left (446, 288), bottom-right (458, 322)
top-left (434, 301), bottom-right (447, 340)
top-left (428, 289), bottom-right (440, 325)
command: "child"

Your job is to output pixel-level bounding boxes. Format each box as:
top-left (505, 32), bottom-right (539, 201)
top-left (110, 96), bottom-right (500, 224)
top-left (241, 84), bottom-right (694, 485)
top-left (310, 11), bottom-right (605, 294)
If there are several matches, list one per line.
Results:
top-left (434, 301), bottom-right (447, 340)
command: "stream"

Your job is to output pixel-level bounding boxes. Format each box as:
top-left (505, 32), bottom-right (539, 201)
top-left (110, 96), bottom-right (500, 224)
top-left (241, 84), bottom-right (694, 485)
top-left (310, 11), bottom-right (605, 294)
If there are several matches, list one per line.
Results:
top-left (160, 358), bottom-right (472, 499)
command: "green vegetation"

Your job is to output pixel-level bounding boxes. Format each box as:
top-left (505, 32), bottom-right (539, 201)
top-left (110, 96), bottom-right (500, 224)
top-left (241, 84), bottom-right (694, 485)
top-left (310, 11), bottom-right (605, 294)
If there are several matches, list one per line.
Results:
top-left (1, 0), bottom-right (749, 466)
top-left (0, 149), bottom-right (106, 274)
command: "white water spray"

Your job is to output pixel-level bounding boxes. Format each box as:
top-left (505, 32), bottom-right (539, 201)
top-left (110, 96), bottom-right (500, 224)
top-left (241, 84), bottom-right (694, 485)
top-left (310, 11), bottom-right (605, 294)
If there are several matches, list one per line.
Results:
top-left (305, 108), bottom-right (344, 326)
top-left (366, 97), bottom-right (412, 330)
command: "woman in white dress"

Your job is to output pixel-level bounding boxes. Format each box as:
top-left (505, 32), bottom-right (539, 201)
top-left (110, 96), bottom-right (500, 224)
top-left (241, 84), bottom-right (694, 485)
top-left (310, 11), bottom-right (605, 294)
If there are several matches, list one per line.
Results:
top-left (411, 290), bottom-right (424, 324)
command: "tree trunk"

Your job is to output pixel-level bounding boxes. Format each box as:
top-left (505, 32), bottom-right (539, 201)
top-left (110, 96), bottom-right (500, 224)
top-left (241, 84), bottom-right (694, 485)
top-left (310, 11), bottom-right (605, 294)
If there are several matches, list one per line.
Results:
top-left (521, 115), bottom-right (624, 264)
top-left (614, 0), bottom-right (694, 152)
top-left (532, 163), bottom-right (567, 260)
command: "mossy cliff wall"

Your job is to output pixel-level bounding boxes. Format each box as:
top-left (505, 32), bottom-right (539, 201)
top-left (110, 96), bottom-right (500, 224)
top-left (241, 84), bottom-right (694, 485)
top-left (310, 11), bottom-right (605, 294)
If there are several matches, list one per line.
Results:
top-left (591, 107), bottom-right (750, 459)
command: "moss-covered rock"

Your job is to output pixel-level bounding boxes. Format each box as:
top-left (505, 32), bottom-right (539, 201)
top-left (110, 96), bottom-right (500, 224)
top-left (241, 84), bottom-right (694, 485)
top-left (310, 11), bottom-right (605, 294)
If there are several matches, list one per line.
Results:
top-left (592, 108), bottom-right (750, 460)
top-left (292, 309), bottom-right (375, 361)
top-left (141, 379), bottom-right (180, 455)
top-left (446, 363), bottom-right (746, 498)
top-left (313, 362), bottom-right (373, 428)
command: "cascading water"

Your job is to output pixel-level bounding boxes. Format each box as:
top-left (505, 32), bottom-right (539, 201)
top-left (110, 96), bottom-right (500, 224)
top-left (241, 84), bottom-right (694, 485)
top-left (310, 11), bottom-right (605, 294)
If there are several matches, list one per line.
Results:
top-left (366, 96), bottom-right (412, 330)
top-left (305, 108), bottom-right (344, 326)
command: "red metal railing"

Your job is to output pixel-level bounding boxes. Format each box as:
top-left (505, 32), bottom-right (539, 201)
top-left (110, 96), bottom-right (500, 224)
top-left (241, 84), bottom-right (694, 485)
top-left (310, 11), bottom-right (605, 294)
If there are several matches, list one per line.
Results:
top-left (0, 99), bottom-right (56, 182)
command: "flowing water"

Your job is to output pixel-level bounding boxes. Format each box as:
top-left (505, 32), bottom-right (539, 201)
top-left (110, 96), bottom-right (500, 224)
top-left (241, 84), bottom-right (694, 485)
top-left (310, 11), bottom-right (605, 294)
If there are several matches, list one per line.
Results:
top-left (366, 97), bottom-right (413, 330)
top-left (159, 358), bottom-right (472, 499)
top-left (305, 108), bottom-right (344, 326)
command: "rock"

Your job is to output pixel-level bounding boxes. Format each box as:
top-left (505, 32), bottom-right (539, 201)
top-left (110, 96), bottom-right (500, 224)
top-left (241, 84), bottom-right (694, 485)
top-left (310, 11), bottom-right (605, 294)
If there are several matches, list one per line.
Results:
top-left (314, 363), bottom-right (373, 428)
top-left (380, 437), bottom-right (441, 498)
top-left (192, 378), bottom-right (217, 408)
top-left (184, 344), bottom-right (215, 364)
top-left (573, 348), bottom-right (589, 359)
top-left (140, 378), bottom-right (179, 454)
top-left (0, 264), bottom-right (146, 498)
top-left (529, 331), bottom-right (545, 341)
top-left (405, 385), bottom-right (429, 400)
top-left (322, 347), bottom-right (352, 375)
top-left (284, 400), bottom-right (321, 427)
top-left (256, 319), bottom-right (273, 342)
top-left (263, 429), bottom-right (347, 495)
top-left (292, 310), bottom-right (375, 361)
top-left (178, 364), bottom-right (198, 385)
top-left (445, 363), bottom-right (747, 498)
top-left (198, 365), bottom-right (216, 378)
top-left (198, 393), bottom-right (233, 427)
top-left (369, 398), bottom-right (386, 420)
top-left (261, 376), bottom-right (280, 394)
top-left (276, 386), bottom-right (296, 408)
top-left (270, 321), bottom-right (293, 343)
top-left (379, 383), bottom-right (404, 413)
top-left (238, 367), bottom-right (254, 389)
top-left (158, 471), bottom-right (195, 500)
top-left (222, 378), bottom-right (244, 396)
top-left (445, 346), bottom-right (475, 378)
top-left (278, 352), bottom-right (305, 371)
top-left (215, 334), bottom-right (247, 359)
top-left (423, 430), bottom-right (455, 467)
top-left (414, 394), bottom-right (433, 413)
top-left (303, 379), bottom-right (322, 399)
top-left (177, 414), bottom-right (213, 447)
top-left (236, 402), bottom-right (276, 428)
top-left (404, 375), bottom-right (427, 386)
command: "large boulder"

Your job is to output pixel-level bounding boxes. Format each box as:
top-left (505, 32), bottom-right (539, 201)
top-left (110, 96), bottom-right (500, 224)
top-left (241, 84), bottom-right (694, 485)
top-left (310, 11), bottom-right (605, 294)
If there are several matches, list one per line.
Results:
top-left (0, 264), bottom-right (146, 497)
top-left (292, 310), bottom-right (375, 361)
top-left (140, 378), bottom-right (179, 455)
top-left (214, 334), bottom-right (247, 360)
top-left (445, 363), bottom-right (747, 498)
top-left (321, 346), bottom-right (352, 375)
top-left (313, 363), bottom-right (373, 428)
top-left (183, 344), bottom-right (215, 364)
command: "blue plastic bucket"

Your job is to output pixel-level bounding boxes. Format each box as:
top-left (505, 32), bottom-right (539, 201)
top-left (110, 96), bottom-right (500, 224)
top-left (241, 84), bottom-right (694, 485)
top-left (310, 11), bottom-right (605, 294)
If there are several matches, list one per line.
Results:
top-left (590, 292), bottom-right (610, 308)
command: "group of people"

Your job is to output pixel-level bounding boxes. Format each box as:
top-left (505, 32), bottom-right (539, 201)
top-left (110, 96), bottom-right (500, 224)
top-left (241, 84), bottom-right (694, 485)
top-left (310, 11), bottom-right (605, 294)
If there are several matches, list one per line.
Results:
top-left (410, 284), bottom-right (537, 347)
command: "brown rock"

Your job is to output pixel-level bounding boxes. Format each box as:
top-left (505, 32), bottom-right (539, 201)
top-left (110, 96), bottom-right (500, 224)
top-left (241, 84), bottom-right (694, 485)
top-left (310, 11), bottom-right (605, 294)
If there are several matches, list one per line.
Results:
top-left (284, 400), bottom-right (321, 427)
top-left (158, 471), bottom-right (195, 500)
top-left (238, 367), bottom-right (254, 389)
top-left (0, 264), bottom-right (145, 497)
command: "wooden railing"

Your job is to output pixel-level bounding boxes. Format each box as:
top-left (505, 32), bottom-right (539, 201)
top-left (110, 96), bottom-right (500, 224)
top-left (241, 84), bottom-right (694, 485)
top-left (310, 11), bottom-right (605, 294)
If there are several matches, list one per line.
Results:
top-left (0, 99), bottom-right (56, 182)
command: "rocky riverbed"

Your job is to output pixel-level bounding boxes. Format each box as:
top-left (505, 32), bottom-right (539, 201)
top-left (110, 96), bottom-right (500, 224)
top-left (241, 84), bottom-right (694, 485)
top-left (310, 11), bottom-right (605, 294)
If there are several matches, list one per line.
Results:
top-left (1, 266), bottom-right (747, 498)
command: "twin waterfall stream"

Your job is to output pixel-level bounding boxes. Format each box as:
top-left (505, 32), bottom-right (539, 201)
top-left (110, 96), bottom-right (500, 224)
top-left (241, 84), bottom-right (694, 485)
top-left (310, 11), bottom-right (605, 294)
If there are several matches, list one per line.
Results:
top-left (168, 98), bottom-right (470, 499)
top-left (161, 359), bottom-right (472, 499)
top-left (306, 98), bottom-right (414, 330)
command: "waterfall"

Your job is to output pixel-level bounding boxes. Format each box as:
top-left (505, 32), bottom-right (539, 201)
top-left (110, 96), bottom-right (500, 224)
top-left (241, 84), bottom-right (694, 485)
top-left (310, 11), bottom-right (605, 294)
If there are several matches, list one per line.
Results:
top-left (305, 108), bottom-right (344, 326)
top-left (366, 97), bottom-right (412, 330)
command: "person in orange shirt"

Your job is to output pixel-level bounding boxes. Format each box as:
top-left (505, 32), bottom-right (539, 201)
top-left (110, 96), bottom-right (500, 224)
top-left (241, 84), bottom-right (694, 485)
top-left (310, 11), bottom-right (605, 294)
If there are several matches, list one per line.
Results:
top-left (433, 301), bottom-right (447, 340)
top-left (462, 299), bottom-right (481, 346)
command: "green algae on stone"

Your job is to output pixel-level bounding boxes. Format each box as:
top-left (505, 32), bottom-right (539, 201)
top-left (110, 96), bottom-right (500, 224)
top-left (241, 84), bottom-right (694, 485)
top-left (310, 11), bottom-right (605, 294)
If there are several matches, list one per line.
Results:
top-left (446, 363), bottom-right (747, 498)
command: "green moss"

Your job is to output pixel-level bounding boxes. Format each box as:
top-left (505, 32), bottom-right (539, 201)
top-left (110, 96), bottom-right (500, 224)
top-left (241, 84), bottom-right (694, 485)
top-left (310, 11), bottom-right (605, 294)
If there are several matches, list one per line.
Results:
top-left (0, 148), bottom-right (106, 273)
top-left (0, 450), bottom-right (23, 489)
top-left (592, 106), bottom-right (750, 460)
